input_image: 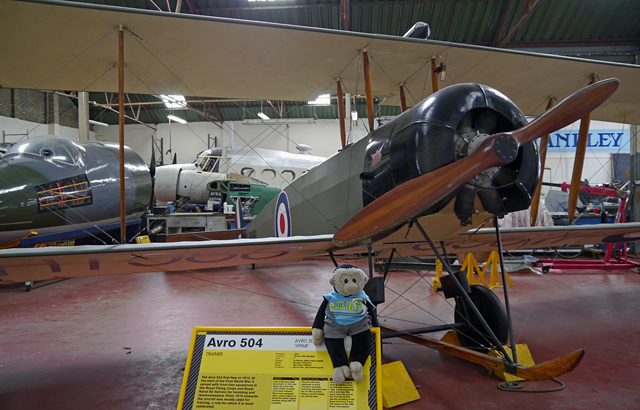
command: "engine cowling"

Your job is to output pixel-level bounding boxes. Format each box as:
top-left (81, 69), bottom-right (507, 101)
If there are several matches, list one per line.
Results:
top-left (361, 83), bottom-right (538, 225)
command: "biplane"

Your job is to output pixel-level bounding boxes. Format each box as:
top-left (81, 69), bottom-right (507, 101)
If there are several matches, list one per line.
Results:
top-left (2, 0), bottom-right (640, 384)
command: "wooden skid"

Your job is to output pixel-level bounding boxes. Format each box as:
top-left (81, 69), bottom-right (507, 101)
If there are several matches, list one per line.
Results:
top-left (380, 326), bottom-right (584, 381)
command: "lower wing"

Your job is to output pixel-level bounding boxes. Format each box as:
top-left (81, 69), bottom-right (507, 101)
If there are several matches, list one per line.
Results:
top-left (2, 223), bottom-right (639, 284)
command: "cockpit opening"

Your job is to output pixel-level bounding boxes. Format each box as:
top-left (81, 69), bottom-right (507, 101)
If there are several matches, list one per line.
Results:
top-left (4, 136), bottom-right (84, 168)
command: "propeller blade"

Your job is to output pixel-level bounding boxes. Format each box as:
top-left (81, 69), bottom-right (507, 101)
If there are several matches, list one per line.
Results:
top-left (510, 77), bottom-right (618, 147)
top-left (333, 78), bottom-right (620, 247)
top-left (150, 146), bottom-right (156, 178)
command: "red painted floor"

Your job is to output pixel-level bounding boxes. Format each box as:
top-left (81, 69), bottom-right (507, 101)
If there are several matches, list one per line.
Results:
top-left (1, 257), bottom-right (640, 409)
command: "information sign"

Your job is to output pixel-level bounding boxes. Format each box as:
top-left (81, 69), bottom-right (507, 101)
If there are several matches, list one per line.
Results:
top-left (177, 327), bottom-right (381, 410)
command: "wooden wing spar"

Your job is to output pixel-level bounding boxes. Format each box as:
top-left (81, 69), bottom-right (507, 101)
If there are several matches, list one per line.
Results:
top-left (333, 78), bottom-right (621, 248)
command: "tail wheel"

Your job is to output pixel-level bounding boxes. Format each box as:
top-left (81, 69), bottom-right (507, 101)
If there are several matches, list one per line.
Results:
top-left (454, 285), bottom-right (509, 351)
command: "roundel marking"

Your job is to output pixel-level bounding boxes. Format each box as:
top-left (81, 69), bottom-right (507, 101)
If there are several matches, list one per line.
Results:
top-left (275, 191), bottom-right (291, 237)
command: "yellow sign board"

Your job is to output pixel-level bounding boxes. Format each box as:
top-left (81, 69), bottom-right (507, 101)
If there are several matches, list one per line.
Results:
top-left (177, 326), bottom-right (382, 410)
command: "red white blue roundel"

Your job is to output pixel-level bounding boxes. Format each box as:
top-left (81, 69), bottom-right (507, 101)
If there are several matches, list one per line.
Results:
top-left (275, 191), bottom-right (292, 237)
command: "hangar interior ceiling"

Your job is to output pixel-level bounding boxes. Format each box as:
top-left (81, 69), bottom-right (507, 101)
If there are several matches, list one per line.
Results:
top-left (32, 0), bottom-right (640, 126)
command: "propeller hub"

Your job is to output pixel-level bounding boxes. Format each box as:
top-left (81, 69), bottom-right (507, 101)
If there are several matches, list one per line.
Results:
top-left (493, 134), bottom-right (518, 163)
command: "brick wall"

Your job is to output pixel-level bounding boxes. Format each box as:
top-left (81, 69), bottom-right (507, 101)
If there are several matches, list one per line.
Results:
top-left (0, 89), bottom-right (12, 118)
top-left (0, 89), bottom-right (78, 128)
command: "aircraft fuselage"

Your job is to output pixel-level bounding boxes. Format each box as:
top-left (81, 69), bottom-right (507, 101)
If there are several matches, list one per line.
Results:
top-left (0, 136), bottom-right (152, 245)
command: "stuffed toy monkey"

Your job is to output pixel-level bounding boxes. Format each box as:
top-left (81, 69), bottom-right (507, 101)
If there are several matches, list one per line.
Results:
top-left (312, 263), bottom-right (379, 384)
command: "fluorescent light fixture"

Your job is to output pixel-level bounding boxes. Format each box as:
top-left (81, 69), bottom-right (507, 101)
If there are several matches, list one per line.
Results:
top-left (308, 94), bottom-right (331, 105)
top-left (167, 115), bottom-right (187, 124)
top-left (257, 112), bottom-right (270, 120)
top-left (242, 119), bottom-right (315, 125)
top-left (89, 119), bottom-right (109, 127)
top-left (160, 95), bottom-right (187, 109)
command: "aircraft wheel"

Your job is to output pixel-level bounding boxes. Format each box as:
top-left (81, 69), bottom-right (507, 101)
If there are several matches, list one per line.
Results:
top-left (454, 285), bottom-right (508, 351)
top-left (542, 266), bottom-right (551, 273)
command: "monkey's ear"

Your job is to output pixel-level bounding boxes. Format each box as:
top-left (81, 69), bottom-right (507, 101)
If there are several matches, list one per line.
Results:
top-left (329, 277), bottom-right (335, 287)
top-left (360, 271), bottom-right (369, 286)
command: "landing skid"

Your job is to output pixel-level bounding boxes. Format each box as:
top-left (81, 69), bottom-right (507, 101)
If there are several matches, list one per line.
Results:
top-left (380, 325), bottom-right (585, 381)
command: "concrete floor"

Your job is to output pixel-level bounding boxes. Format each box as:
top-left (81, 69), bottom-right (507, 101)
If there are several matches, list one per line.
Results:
top-left (1, 256), bottom-right (640, 409)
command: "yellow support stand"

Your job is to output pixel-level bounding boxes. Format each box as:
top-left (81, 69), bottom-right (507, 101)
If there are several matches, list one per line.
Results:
top-left (432, 252), bottom-right (513, 291)
top-left (381, 361), bottom-right (420, 408)
top-left (461, 253), bottom-right (486, 286)
top-left (135, 235), bottom-right (151, 244)
top-left (440, 330), bottom-right (462, 346)
top-left (485, 251), bottom-right (513, 289)
top-left (488, 344), bottom-right (535, 381)
top-left (431, 259), bottom-right (444, 292)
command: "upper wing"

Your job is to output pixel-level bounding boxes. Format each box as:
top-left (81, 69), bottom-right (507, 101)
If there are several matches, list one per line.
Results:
top-left (0, 235), bottom-right (333, 284)
top-left (1, 0), bottom-right (640, 124)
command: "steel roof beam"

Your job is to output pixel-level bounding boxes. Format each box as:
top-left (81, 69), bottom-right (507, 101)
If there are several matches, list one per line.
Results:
top-left (497, 0), bottom-right (543, 48)
top-left (185, 0), bottom-right (198, 15)
top-left (499, 39), bottom-right (640, 48)
top-left (492, 0), bottom-right (512, 47)
top-left (198, 0), bottom-right (476, 13)
top-left (145, 0), bottom-right (162, 12)
top-left (209, 101), bottom-right (224, 124)
top-left (135, 94), bottom-right (158, 125)
top-left (186, 105), bottom-right (223, 129)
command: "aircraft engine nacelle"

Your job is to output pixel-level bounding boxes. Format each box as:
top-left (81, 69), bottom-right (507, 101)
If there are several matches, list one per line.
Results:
top-left (154, 164), bottom-right (182, 203)
top-left (155, 164), bottom-right (227, 203)
top-left (361, 82), bottom-right (538, 225)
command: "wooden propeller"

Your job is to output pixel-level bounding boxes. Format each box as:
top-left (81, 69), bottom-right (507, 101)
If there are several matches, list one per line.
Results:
top-left (333, 78), bottom-right (620, 247)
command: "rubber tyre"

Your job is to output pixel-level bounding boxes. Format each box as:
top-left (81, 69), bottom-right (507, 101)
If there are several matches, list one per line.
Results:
top-left (454, 285), bottom-right (509, 351)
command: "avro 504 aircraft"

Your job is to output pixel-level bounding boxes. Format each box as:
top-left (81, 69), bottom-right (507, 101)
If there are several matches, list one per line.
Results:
top-left (2, 0), bottom-right (640, 383)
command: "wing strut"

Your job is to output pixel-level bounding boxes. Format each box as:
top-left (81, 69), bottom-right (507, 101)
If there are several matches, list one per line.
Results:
top-left (530, 97), bottom-right (556, 226)
top-left (492, 216), bottom-right (518, 363)
top-left (568, 75), bottom-right (598, 223)
top-left (399, 84), bottom-right (407, 112)
top-left (337, 80), bottom-right (347, 148)
top-left (430, 58), bottom-right (440, 94)
top-left (363, 51), bottom-right (375, 131)
top-left (118, 25), bottom-right (126, 244)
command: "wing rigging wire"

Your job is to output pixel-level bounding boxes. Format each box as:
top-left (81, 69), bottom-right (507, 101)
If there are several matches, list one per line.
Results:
top-left (585, 122), bottom-right (630, 182)
top-left (400, 50), bottom-right (459, 109)
top-left (307, 246), bottom-right (497, 349)
top-left (374, 220), bottom-right (504, 348)
top-left (32, 28), bottom-right (117, 91)
top-left (123, 28), bottom-right (372, 230)
top-left (122, 28), bottom-right (408, 232)
top-left (123, 25), bottom-right (531, 245)
top-left (125, 26), bottom-right (474, 227)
